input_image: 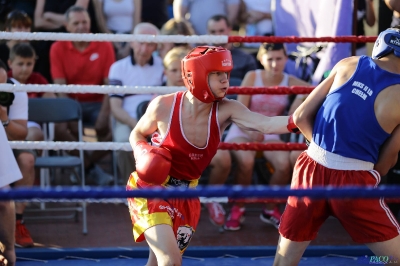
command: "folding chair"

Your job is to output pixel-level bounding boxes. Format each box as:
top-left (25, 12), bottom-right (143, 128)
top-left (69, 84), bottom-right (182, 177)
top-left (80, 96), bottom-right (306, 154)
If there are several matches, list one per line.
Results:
top-left (27, 98), bottom-right (87, 234)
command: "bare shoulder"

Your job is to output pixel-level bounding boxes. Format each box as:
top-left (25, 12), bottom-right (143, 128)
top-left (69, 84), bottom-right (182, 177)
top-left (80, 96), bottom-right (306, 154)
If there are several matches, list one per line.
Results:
top-left (218, 98), bottom-right (247, 120)
top-left (335, 56), bottom-right (360, 73)
top-left (241, 70), bottom-right (257, 85)
top-left (288, 75), bottom-right (311, 86)
top-left (147, 93), bottom-right (175, 119)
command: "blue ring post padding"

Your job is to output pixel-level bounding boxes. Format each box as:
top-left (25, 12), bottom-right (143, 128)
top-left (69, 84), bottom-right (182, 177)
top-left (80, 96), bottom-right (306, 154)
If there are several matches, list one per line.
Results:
top-left (0, 185), bottom-right (400, 200)
top-left (16, 246), bottom-right (374, 260)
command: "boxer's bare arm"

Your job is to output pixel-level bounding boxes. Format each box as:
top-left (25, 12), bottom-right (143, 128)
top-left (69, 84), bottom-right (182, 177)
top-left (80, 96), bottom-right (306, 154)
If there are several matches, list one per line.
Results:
top-left (375, 125), bottom-right (400, 176)
top-left (219, 99), bottom-right (289, 134)
top-left (293, 57), bottom-right (358, 140)
top-left (129, 94), bottom-right (173, 147)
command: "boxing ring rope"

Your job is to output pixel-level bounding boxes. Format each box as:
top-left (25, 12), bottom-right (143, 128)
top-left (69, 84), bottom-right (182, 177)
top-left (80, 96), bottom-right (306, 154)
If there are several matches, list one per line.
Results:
top-left (0, 83), bottom-right (315, 95)
top-left (0, 185), bottom-right (400, 201)
top-left (8, 141), bottom-right (308, 151)
top-left (0, 31), bottom-right (377, 43)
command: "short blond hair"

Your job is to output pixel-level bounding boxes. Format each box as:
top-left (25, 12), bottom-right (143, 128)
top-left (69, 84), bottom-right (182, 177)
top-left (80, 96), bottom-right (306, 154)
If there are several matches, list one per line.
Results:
top-left (163, 46), bottom-right (191, 68)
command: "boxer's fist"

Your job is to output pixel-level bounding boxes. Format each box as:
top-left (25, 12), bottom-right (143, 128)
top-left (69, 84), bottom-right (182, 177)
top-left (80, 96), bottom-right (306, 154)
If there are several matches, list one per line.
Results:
top-left (287, 115), bottom-right (300, 134)
top-left (133, 141), bottom-right (172, 185)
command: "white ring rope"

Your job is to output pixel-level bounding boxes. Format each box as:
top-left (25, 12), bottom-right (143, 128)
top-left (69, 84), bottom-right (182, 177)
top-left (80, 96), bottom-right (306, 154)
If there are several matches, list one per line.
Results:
top-left (9, 141), bottom-right (132, 151)
top-left (0, 84), bottom-right (184, 94)
top-left (0, 32), bottom-right (228, 43)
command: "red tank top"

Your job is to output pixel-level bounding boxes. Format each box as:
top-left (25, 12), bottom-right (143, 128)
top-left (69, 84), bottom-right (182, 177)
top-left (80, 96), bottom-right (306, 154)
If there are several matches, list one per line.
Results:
top-left (151, 91), bottom-right (221, 181)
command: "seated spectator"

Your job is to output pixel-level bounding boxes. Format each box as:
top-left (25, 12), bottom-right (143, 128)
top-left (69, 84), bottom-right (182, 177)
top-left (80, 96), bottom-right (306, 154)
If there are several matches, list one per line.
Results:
top-left (33, 0), bottom-right (100, 82)
top-left (222, 43), bottom-right (310, 231)
top-left (7, 43), bottom-right (55, 142)
top-left (0, 58), bottom-right (31, 248)
top-left (50, 5), bottom-right (115, 186)
top-left (109, 22), bottom-right (164, 185)
top-left (173, 0), bottom-right (240, 35)
top-left (158, 18), bottom-right (195, 60)
top-left (242, 0), bottom-right (273, 48)
top-left (162, 46), bottom-right (191, 86)
top-left (6, 43), bottom-right (57, 248)
top-left (92, 0), bottom-right (142, 60)
top-left (207, 14), bottom-right (257, 82)
top-left (204, 14), bottom-right (259, 228)
top-left (0, 10), bottom-right (32, 71)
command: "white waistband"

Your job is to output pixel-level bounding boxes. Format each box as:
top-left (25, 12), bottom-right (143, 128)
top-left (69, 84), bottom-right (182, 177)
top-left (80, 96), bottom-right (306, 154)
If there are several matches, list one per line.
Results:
top-left (306, 142), bottom-right (374, 171)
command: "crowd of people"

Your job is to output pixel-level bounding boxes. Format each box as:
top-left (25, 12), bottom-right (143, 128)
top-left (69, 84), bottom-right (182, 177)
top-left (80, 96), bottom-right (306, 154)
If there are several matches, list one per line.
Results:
top-left (0, 0), bottom-right (400, 266)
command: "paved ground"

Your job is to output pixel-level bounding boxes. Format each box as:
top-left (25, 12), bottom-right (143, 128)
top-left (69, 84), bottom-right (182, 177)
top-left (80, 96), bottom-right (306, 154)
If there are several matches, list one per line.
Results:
top-left (22, 201), bottom-right (359, 249)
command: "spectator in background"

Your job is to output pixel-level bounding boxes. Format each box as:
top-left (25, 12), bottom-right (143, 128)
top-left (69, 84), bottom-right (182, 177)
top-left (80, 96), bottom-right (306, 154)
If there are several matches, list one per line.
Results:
top-left (173, 0), bottom-right (240, 35)
top-left (356, 0), bottom-right (376, 55)
top-left (7, 43), bottom-right (55, 143)
top-left (33, 0), bottom-right (99, 82)
top-left (0, 10), bottom-right (32, 71)
top-left (6, 43), bottom-right (56, 248)
top-left (0, 59), bottom-right (22, 266)
top-left (141, 0), bottom-right (169, 29)
top-left (385, 0), bottom-right (400, 27)
top-left (93, 0), bottom-right (142, 60)
top-left (50, 5), bottom-right (115, 186)
top-left (207, 15), bottom-right (257, 84)
top-left (1, 54), bottom-right (31, 248)
top-left (242, 0), bottom-right (273, 48)
top-left (162, 46), bottom-right (191, 87)
top-left (203, 14), bottom-right (258, 228)
top-left (158, 18), bottom-right (195, 59)
top-left (222, 43), bottom-right (310, 231)
top-left (109, 22), bottom-right (164, 185)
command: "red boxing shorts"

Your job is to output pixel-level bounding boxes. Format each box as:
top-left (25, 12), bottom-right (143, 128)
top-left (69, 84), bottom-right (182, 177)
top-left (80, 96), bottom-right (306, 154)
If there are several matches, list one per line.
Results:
top-left (126, 172), bottom-right (200, 253)
top-left (279, 143), bottom-right (400, 243)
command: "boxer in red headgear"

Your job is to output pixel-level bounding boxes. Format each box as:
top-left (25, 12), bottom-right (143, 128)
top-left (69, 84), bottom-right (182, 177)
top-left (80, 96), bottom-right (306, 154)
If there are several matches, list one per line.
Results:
top-left (127, 45), bottom-right (296, 266)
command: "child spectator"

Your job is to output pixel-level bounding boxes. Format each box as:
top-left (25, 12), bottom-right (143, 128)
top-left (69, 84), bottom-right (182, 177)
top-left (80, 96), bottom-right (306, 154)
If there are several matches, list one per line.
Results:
top-left (0, 10), bottom-right (32, 71)
top-left (162, 46), bottom-right (191, 86)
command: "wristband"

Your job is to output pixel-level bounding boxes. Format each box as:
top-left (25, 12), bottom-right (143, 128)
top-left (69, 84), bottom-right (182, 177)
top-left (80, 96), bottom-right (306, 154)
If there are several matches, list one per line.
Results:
top-left (287, 115), bottom-right (300, 134)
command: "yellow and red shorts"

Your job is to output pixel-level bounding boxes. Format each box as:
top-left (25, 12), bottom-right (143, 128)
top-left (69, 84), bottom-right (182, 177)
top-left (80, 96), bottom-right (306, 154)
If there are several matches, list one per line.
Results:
top-left (126, 172), bottom-right (200, 253)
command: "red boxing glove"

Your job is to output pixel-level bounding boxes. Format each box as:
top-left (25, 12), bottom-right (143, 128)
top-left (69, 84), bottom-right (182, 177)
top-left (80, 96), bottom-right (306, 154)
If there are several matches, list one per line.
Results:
top-left (287, 115), bottom-right (300, 134)
top-left (133, 140), bottom-right (172, 185)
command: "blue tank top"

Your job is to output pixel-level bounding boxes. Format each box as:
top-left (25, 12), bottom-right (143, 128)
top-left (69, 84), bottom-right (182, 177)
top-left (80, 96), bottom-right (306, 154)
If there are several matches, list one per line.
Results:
top-left (313, 56), bottom-right (400, 163)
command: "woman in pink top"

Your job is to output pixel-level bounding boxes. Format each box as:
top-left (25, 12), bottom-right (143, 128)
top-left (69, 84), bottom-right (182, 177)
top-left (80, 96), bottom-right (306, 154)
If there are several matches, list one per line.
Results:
top-left (223, 43), bottom-right (309, 231)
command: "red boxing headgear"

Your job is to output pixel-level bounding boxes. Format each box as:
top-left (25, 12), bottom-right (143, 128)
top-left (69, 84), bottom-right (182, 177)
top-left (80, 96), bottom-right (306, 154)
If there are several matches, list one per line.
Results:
top-left (181, 46), bottom-right (233, 103)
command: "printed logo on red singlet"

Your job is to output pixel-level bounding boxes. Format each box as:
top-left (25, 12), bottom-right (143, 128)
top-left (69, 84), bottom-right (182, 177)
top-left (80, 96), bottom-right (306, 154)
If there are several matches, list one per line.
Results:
top-left (189, 153), bottom-right (203, 160)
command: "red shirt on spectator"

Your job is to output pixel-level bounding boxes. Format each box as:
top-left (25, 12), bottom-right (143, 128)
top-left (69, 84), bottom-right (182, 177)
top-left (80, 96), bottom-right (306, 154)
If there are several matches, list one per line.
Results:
top-left (50, 41), bottom-right (115, 102)
top-left (7, 70), bottom-right (48, 98)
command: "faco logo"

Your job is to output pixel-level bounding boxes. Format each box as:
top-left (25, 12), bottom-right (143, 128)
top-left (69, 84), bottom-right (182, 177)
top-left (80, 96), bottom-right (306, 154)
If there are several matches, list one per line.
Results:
top-left (222, 59), bottom-right (232, 67)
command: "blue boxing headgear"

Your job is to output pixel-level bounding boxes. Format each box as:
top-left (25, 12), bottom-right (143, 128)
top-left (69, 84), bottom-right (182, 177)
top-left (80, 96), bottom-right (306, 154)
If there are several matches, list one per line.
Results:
top-left (372, 28), bottom-right (400, 59)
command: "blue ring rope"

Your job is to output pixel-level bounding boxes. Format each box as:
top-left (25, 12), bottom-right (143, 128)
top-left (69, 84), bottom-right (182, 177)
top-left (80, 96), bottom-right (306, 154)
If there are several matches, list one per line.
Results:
top-left (0, 185), bottom-right (399, 200)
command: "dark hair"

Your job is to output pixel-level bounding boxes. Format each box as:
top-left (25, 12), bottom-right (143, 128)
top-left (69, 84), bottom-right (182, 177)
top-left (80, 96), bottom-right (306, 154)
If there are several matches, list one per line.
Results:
top-left (208, 14), bottom-right (231, 28)
top-left (257, 43), bottom-right (287, 59)
top-left (0, 59), bottom-right (7, 71)
top-left (9, 43), bottom-right (36, 61)
top-left (5, 10), bottom-right (32, 30)
top-left (65, 5), bottom-right (88, 21)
